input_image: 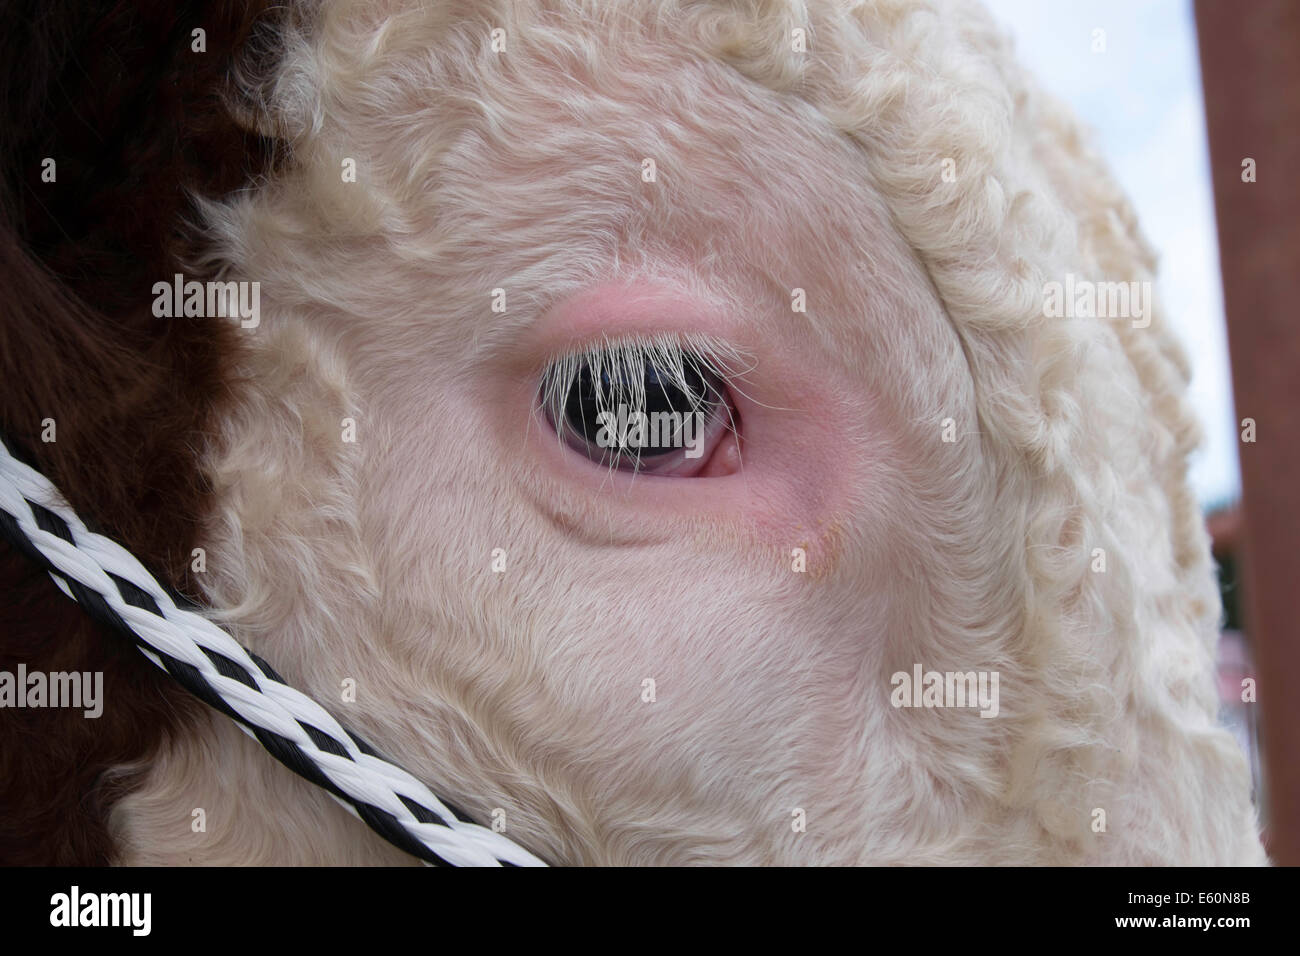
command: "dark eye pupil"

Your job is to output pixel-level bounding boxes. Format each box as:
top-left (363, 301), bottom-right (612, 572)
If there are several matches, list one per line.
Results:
top-left (563, 356), bottom-right (715, 456)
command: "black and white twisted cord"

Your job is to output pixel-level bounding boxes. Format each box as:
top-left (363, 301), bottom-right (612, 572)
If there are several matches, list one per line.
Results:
top-left (0, 436), bottom-right (546, 867)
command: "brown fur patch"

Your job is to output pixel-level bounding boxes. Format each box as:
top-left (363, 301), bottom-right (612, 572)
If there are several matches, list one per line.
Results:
top-left (0, 0), bottom-right (281, 864)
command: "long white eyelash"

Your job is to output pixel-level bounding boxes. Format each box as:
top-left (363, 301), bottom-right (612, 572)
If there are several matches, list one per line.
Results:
top-left (536, 332), bottom-right (753, 475)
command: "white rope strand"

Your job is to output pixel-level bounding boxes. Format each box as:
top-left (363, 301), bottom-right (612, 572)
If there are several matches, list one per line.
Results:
top-left (0, 437), bottom-right (546, 868)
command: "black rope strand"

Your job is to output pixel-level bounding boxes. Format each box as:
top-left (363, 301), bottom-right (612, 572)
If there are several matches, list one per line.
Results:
top-left (0, 438), bottom-right (537, 866)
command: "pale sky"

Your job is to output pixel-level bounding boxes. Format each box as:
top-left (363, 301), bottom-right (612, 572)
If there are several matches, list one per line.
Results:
top-left (982, 0), bottom-right (1239, 510)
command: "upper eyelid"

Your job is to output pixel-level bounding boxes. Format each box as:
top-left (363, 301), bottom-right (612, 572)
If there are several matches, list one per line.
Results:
top-left (538, 336), bottom-right (736, 429)
top-left (537, 332), bottom-right (753, 397)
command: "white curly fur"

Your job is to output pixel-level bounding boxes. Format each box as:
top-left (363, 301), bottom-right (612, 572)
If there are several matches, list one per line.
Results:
top-left (108, 0), bottom-right (1265, 865)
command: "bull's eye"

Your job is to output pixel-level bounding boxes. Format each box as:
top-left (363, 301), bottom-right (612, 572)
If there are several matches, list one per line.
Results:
top-left (560, 356), bottom-right (721, 455)
top-left (538, 335), bottom-right (742, 477)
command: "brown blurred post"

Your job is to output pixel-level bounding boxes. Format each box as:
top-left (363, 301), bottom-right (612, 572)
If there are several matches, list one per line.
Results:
top-left (1197, 0), bottom-right (1300, 865)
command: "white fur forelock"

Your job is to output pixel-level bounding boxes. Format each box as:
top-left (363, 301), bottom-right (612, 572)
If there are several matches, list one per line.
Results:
top-left (110, 0), bottom-right (1265, 865)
